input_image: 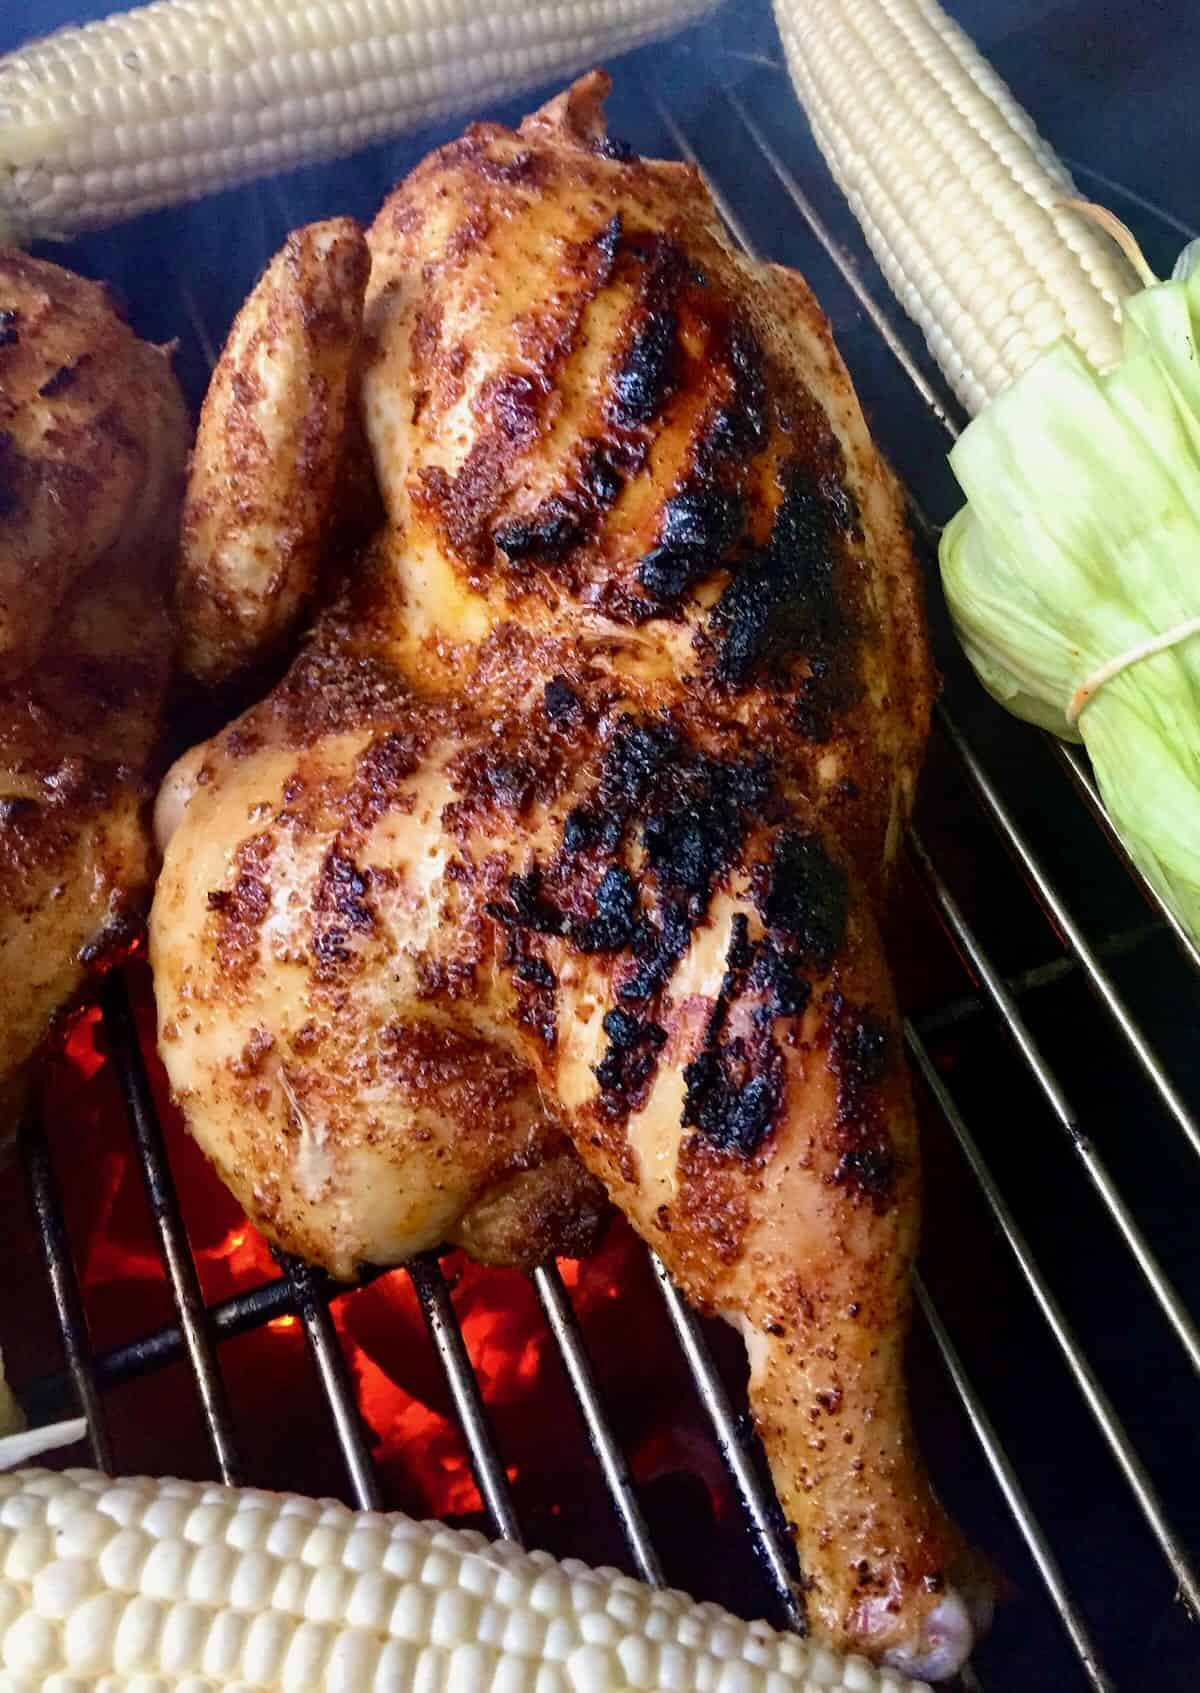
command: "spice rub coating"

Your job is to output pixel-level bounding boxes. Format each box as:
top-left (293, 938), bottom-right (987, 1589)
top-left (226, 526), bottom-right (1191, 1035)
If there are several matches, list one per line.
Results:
top-left (0, 249), bottom-right (187, 1111)
top-left (151, 74), bottom-right (981, 1679)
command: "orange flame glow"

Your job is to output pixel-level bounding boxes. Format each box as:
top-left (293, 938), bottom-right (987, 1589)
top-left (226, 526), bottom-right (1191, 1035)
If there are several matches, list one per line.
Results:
top-left (6, 961), bottom-right (736, 1570)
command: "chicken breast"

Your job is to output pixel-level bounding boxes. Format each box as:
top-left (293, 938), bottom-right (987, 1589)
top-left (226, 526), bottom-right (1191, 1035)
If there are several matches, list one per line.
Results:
top-left (152, 74), bottom-right (984, 1676)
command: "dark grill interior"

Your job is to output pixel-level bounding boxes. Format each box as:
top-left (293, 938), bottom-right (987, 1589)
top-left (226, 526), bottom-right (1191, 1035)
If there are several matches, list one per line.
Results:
top-left (4, 4), bottom-right (1198, 1690)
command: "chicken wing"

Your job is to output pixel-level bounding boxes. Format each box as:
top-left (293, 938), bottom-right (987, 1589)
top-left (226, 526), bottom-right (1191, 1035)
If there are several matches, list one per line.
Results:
top-left (152, 75), bottom-right (985, 1676)
top-left (177, 218), bottom-right (371, 686)
top-left (0, 250), bottom-right (187, 1109)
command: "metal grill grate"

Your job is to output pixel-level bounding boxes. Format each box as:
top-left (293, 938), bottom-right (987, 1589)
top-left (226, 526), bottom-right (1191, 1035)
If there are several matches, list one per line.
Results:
top-left (10, 9), bottom-right (1200, 1691)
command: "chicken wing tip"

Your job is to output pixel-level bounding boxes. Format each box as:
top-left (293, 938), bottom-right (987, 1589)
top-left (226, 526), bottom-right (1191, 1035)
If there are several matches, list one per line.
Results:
top-left (519, 69), bottom-right (613, 148)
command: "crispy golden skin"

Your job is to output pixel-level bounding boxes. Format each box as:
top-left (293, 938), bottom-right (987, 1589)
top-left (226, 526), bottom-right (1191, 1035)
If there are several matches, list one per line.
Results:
top-left (0, 250), bottom-right (187, 1104)
top-left (177, 218), bottom-right (370, 685)
top-left (153, 76), bottom-right (986, 1675)
top-left (0, 252), bottom-right (185, 680)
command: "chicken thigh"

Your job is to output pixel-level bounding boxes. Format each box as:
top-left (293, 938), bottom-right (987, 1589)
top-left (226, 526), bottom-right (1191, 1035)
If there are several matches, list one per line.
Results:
top-left (0, 250), bottom-right (187, 1111)
top-left (152, 76), bottom-right (985, 1675)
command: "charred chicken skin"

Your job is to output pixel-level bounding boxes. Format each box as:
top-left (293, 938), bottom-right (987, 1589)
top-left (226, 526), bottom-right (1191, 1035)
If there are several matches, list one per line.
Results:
top-left (0, 250), bottom-right (187, 1112)
top-left (152, 75), bottom-right (988, 1676)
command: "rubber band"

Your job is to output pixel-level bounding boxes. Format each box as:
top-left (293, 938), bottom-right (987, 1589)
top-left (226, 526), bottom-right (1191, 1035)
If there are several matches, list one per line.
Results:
top-left (1066, 615), bottom-right (1200, 725)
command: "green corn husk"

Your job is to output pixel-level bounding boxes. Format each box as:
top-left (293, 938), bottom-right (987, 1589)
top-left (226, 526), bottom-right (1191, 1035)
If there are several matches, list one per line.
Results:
top-left (940, 259), bottom-right (1200, 944)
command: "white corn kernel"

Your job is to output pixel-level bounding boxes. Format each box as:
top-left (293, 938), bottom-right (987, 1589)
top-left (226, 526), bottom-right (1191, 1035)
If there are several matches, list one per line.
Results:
top-left (63, 1591), bottom-right (124, 1674)
top-left (31, 1561), bottom-right (97, 1621)
top-left (114, 1595), bottom-right (165, 1674)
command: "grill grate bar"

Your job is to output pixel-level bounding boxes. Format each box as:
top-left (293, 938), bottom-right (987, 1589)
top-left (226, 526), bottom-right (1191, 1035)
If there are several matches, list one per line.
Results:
top-left (649, 1250), bottom-right (805, 1633)
top-left (407, 1253), bottom-right (523, 1542)
top-left (22, 1279), bottom-right (293, 1422)
top-left (913, 920), bottom-right (1159, 1038)
top-left (99, 976), bottom-right (242, 1484)
top-left (1053, 739), bottom-right (1200, 972)
top-left (19, 1117), bottom-right (113, 1473)
top-left (282, 1255), bottom-right (382, 1511)
top-left (914, 1274), bottom-right (1113, 1692)
top-left (936, 705), bottom-right (1200, 1161)
top-left (905, 1021), bottom-right (1200, 1614)
top-left (908, 828), bottom-right (1200, 1377)
top-left (531, 1261), bottom-right (665, 1585)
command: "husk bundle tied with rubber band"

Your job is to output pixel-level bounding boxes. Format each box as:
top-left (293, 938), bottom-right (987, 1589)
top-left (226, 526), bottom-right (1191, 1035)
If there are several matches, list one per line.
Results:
top-left (940, 243), bottom-right (1200, 942)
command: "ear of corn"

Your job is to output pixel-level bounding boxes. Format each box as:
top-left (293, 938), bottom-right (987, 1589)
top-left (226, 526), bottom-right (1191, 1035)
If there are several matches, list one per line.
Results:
top-left (773, 0), bottom-right (1140, 414)
top-left (0, 0), bottom-right (714, 245)
top-left (0, 1466), bottom-right (929, 1691)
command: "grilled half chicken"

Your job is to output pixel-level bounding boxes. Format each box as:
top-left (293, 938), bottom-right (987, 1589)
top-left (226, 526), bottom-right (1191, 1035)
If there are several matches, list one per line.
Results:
top-left (152, 76), bottom-right (986, 1675)
top-left (0, 250), bottom-right (187, 1111)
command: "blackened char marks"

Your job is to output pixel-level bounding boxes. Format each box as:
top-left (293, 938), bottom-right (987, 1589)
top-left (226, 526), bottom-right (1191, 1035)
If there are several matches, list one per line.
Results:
top-left (594, 1007), bottom-right (666, 1108)
top-left (207, 832), bottom-right (273, 979)
top-left (756, 829), bottom-right (849, 970)
top-left (610, 308), bottom-right (675, 426)
top-left (592, 136), bottom-right (637, 162)
top-left (515, 956), bottom-right (555, 990)
top-left (312, 849), bottom-right (375, 970)
top-left (542, 677), bottom-right (580, 724)
top-left (635, 315), bottom-right (767, 609)
top-left (494, 500), bottom-right (583, 565)
top-left (607, 235), bottom-right (690, 429)
top-left (492, 438), bottom-right (639, 574)
top-left (704, 317), bottom-right (768, 465)
top-left (682, 828), bottom-right (851, 1156)
top-left (683, 1040), bottom-right (784, 1155)
top-left (483, 713), bottom-right (778, 1118)
top-left (425, 212), bottom-right (624, 568)
top-left (827, 997), bottom-right (898, 1206)
top-left (748, 937), bottom-right (811, 1020)
top-left (640, 750), bottom-right (768, 901)
top-left (514, 956), bottom-right (557, 1050)
top-left (637, 487), bottom-right (745, 603)
top-left (710, 465), bottom-right (849, 690)
top-left (681, 913), bottom-right (784, 1157)
top-left (485, 868), bottom-right (565, 937)
top-left (598, 718), bottom-right (770, 911)
top-left (619, 905), bottom-right (691, 1004)
top-left (575, 865), bottom-right (640, 953)
top-left (586, 721), bottom-right (774, 1111)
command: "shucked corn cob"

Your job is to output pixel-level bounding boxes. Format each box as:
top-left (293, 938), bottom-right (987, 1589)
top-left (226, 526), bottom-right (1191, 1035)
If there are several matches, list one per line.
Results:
top-left (773, 0), bottom-right (1140, 414)
top-left (0, 0), bottom-right (712, 245)
top-left (0, 1468), bottom-right (929, 1692)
